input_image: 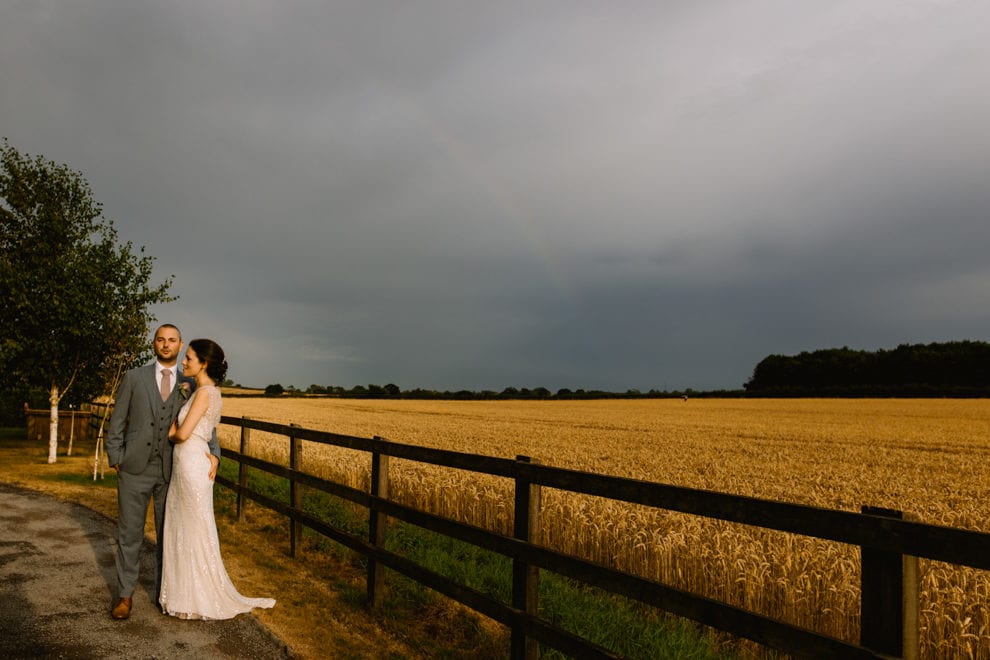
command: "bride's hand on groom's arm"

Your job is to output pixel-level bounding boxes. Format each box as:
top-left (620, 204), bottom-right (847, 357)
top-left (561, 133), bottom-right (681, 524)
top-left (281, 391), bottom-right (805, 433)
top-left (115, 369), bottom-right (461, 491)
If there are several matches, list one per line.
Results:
top-left (206, 453), bottom-right (219, 481)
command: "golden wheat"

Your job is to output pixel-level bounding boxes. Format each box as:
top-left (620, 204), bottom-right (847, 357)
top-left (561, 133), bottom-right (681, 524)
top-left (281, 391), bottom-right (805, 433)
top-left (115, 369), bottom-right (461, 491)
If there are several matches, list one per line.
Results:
top-left (218, 396), bottom-right (990, 658)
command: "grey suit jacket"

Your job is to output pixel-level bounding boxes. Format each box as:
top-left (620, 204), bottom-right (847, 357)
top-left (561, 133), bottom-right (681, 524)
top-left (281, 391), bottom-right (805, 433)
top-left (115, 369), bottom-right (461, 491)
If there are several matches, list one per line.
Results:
top-left (106, 363), bottom-right (221, 481)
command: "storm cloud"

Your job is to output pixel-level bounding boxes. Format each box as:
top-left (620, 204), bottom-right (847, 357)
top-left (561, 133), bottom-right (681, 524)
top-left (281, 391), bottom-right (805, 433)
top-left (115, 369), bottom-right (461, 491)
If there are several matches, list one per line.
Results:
top-left (3, 1), bottom-right (989, 391)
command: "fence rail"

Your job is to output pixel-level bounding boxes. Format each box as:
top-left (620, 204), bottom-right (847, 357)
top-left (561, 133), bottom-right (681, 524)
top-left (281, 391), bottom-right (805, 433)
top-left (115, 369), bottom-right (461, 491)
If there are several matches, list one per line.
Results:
top-left (87, 404), bottom-right (990, 659)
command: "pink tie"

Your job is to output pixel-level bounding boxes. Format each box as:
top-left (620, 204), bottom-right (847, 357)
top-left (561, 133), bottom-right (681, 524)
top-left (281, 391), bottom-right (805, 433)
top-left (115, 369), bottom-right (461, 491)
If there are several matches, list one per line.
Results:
top-left (160, 369), bottom-right (171, 401)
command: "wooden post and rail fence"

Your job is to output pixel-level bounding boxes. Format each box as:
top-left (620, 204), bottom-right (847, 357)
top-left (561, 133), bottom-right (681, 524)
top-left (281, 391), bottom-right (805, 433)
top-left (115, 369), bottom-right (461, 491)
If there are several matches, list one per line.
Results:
top-left (85, 403), bottom-right (990, 659)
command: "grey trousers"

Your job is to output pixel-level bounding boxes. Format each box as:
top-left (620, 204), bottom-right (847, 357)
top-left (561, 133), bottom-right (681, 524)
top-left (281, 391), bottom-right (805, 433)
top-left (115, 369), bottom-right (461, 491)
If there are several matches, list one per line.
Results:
top-left (115, 455), bottom-right (167, 600)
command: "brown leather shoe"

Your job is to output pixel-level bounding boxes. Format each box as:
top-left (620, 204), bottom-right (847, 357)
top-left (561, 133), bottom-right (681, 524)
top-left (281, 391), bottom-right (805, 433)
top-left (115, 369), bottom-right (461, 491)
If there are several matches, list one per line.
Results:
top-left (111, 596), bottom-right (132, 620)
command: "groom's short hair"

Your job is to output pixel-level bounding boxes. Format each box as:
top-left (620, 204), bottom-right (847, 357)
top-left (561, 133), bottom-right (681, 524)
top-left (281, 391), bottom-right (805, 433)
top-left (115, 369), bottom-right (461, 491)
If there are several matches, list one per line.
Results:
top-left (155, 323), bottom-right (181, 340)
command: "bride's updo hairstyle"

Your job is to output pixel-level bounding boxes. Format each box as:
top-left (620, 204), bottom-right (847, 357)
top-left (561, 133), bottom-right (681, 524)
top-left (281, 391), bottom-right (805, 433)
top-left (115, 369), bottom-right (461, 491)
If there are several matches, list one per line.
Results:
top-left (189, 338), bottom-right (229, 384)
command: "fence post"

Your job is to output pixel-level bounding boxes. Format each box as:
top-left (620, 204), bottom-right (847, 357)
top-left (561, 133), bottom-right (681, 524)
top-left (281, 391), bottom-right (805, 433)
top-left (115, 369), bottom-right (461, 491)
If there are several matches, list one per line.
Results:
top-left (289, 423), bottom-right (303, 558)
top-left (902, 513), bottom-right (920, 660)
top-left (237, 418), bottom-right (251, 522)
top-left (367, 438), bottom-right (390, 609)
top-left (860, 506), bottom-right (919, 659)
top-left (512, 455), bottom-right (542, 660)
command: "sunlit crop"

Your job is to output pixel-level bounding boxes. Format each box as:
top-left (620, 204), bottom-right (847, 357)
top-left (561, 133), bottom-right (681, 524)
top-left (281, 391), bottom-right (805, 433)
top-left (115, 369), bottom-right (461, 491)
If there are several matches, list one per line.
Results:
top-left (219, 396), bottom-right (990, 657)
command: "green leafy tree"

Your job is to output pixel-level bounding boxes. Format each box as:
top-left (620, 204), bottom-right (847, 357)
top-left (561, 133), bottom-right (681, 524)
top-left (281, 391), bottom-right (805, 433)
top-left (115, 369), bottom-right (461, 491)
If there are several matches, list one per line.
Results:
top-left (0, 140), bottom-right (174, 462)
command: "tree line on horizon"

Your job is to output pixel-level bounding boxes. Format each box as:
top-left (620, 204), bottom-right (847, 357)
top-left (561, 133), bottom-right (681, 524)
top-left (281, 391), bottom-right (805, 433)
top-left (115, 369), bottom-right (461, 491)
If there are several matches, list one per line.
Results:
top-left (255, 340), bottom-right (990, 400)
top-left (743, 340), bottom-right (990, 397)
top-left (259, 382), bottom-right (719, 400)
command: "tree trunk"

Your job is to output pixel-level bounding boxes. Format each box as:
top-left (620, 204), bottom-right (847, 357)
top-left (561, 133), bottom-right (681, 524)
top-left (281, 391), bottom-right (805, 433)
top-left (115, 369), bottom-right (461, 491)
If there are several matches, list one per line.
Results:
top-left (93, 407), bottom-right (110, 480)
top-left (48, 385), bottom-right (59, 464)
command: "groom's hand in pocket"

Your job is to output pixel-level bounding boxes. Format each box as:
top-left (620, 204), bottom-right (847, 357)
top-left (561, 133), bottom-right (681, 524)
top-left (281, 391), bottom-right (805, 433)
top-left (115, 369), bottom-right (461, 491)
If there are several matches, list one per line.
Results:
top-left (206, 453), bottom-right (219, 481)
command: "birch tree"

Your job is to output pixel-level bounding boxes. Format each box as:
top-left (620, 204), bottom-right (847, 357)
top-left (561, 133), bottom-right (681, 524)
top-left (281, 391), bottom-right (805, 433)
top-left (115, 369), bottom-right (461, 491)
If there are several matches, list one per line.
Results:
top-left (0, 139), bottom-right (174, 462)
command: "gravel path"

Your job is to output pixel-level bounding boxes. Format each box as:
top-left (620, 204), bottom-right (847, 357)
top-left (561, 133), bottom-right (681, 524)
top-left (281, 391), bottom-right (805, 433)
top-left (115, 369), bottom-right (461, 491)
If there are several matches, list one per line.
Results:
top-left (0, 481), bottom-right (292, 659)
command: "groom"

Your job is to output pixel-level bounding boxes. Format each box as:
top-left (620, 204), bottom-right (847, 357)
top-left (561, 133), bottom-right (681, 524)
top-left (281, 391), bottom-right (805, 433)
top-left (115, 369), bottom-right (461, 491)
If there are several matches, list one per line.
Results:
top-left (105, 323), bottom-right (221, 619)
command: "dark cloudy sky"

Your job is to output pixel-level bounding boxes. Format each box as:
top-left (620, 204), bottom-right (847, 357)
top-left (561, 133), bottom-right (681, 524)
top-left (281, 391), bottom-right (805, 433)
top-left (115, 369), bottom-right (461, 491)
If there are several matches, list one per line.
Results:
top-left (3, 1), bottom-right (989, 392)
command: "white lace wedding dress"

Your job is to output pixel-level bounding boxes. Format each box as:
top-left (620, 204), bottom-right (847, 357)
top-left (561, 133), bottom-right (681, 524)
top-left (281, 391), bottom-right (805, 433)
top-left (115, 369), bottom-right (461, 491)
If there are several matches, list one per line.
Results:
top-left (159, 385), bottom-right (275, 619)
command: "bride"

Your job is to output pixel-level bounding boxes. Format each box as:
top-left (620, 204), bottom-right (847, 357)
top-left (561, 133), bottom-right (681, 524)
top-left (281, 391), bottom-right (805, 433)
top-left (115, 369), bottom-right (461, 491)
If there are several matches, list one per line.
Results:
top-left (160, 338), bottom-right (275, 619)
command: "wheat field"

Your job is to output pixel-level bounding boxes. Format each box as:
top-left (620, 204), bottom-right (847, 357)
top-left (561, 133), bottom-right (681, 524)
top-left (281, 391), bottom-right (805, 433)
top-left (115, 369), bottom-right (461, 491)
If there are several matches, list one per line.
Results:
top-left (218, 396), bottom-right (990, 658)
